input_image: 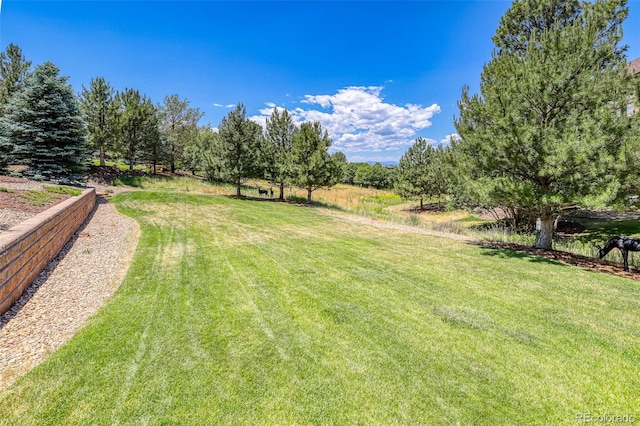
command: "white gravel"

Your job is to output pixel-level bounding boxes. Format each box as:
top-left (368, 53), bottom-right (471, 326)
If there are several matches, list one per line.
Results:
top-left (0, 194), bottom-right (140, 388)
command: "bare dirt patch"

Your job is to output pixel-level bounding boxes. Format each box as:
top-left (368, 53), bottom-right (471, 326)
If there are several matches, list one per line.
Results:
top-left (477, 241), bottom-right (640, 281)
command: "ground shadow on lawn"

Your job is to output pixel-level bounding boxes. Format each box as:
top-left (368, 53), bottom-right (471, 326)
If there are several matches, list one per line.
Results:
top-left (475, 240), bottom-right (640, 282)
top-left (225, 194), bottom-right (343, 210)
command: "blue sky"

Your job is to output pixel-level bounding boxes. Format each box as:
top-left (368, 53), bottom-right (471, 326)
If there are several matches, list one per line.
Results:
top-left (1, 1), bottom-right (638, 163)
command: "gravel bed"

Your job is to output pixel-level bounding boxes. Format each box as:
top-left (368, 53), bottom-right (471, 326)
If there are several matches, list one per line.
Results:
top-left (0, 194), bottom-right (140, 388)
top-left (0, 210), bottom-right (32, 231)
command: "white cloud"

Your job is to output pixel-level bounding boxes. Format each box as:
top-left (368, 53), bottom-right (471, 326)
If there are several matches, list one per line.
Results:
top-left (440, 133), bottom-right (460, 144)
top-left (213, 103), bottom-right (235, 108)
top-left (251, 86), bottom-right (440, 153)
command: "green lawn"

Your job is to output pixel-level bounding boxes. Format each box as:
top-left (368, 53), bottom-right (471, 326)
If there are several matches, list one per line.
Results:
top-left (0, 191), bottom-right (638, 424)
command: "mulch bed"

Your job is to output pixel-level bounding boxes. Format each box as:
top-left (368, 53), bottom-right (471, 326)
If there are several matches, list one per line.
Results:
top-left (0, 176), bottom-right (73, 214)
top-left (0, 190), bottom-right (72, 214)
top-left (87, 165), bottom-right (149, 184)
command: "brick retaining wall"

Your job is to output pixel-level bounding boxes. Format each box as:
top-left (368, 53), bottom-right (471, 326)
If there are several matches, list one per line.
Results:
top-left (0, 188), bottom-right (96, 315)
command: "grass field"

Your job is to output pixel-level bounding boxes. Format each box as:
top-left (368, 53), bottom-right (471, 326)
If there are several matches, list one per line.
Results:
top-left (1, 189), bottom-right (638, 424)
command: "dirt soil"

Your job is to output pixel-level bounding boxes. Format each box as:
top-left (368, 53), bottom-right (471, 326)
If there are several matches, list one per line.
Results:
top-left (0, 176), bottom-right (73, 215)
top-left (478, 240), bottom-right (640, 282)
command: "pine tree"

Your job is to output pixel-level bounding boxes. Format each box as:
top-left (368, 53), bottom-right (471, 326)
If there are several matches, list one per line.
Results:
top-left (454, 0), bottom-right (635, 249)
top-left (158, 94), bottom-right (203, 173)
top-left (80, 77), bottom-right (118, 166)
top-left (395, 138), bottom-right (448, 210)
top-left (290, 121), bottom-right (344, 203)
top-left (198, 126), bottom-right (225, 181)
top-left (114, 88), bottom-right (159, 171)
top-left (263, 108), bottom-right (297, 200)
top-left (0, 43), bottom-right (32, 115)
top-left (218, 103), bottom-right (262, 196)
top-left (0, 61), bottom-right (88, 181)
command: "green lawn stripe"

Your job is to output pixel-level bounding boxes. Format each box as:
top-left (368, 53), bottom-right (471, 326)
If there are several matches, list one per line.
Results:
top-left (0, 191), bottom-right (638, 424)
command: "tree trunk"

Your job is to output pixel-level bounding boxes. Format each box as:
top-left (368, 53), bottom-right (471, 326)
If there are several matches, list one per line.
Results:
top-left (279, 183), bottom-right (285, 201)
top-left (307, 188), bottom-right (312, 204)
top-left (535, 216), bottom-right (556, 249)
top-left (420, 197), bottom-right (424, 211)
top-left (171, 161), bottom-right (176, 174)
top-left (236, 178), bottom-right (242, 197)
top-left (99, 146), bottom-right (105, 167)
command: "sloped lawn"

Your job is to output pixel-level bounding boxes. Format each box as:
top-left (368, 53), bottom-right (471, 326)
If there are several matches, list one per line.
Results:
top-left (0, 191), bottom-right (638, 424)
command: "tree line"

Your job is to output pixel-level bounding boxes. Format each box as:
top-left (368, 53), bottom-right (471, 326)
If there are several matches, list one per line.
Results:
top-left (1, 0), bottom-right (639, 250)
top-left (0, 47), bottom-right (345, 201)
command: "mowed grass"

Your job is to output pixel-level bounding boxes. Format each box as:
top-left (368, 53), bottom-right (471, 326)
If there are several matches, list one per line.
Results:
top-left (1, 191), bottom-right (639, 424)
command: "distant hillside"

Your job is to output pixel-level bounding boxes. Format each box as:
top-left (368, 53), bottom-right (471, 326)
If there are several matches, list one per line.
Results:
top-left (366, 161), bottom-right (398, 167)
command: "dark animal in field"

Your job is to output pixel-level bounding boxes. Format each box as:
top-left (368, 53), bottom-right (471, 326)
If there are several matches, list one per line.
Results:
top-left (269, 188), bottom-right (274, 198)
top-left (596, 236), bottom-right (640, 272)
top-left (258, 188), bottom-right (269, 197)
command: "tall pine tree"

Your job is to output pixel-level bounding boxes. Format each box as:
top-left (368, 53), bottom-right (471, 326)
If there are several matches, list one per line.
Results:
top-left (395, 138), bottom-right (448, 210)
top-left (158, 94), bottom-right (203, 173)
top-left (0, 61), bottom-right (88, 181)
top-left (80, 77), bottom-right (118, 167)
top-left (218, 103), bottom-right (262, 196)
top-left (115, 88), bottom-right (159, 171)
top-left (454, 0), bottom-right (635, 249)
top-left (290, 121), bottom-right (344, 203)
top-left (0, 43), bottom-right (32, 115)
top-left (263, 108), bottom-right (297, 200)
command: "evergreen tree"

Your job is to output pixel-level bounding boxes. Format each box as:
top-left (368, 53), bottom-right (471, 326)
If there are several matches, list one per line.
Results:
top-left (158, 94), bottom-right (203, 173)
top-left (332, 151), bottom-right (348, 185)
top-left (198, 126), bottom-right (225, 181)
top-left (182, 125), bottom-right (209, 176)
top-left (115, 88), bottom-right (158, 171)
top-left (0, 61), bottom-right (88, 181)
top-left (395, 138), bottom-right (448, 210)
top-left (0, 43), bottom-right (32, 115)
top-left (454, 0), bottom-right (636, 249)
top-left (342, 162), bottom-right (358, 185)
top-left (263, 108), bottom-right (297, 200)
top-left (290, 121), bottom-right (344, 203)
top-left (138, 103), bottom-right (163, 174)
top-left (218, 103), bottom-right (262, 196)
top-left (80, 77), bottom-right (118, 166)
